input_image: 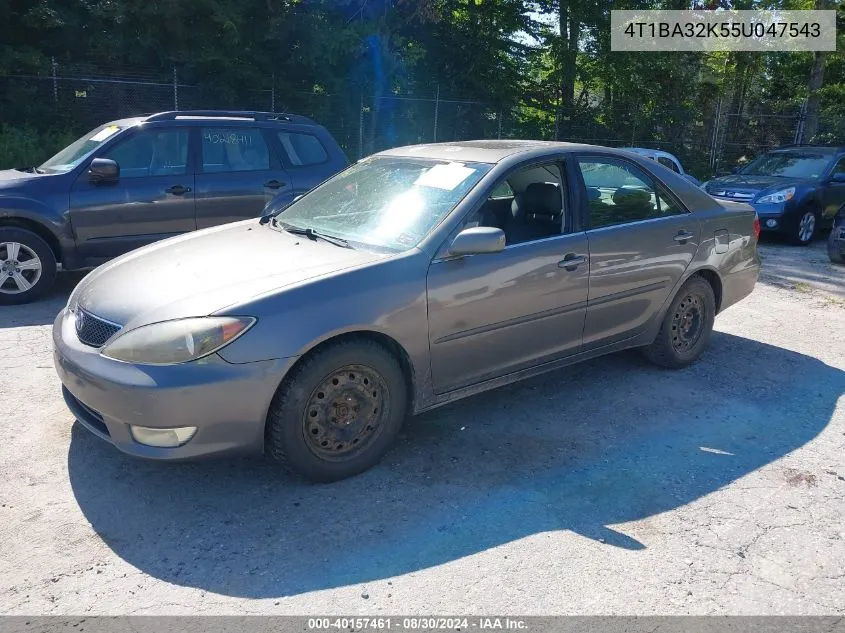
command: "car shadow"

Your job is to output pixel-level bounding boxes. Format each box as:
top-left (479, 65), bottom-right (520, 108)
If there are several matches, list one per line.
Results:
top-left (67, 332), bottom-right (845, 598)
top-left (0, 272), bottom-right (85, 328)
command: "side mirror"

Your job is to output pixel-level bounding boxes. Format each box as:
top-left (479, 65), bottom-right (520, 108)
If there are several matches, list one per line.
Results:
top-left (828, 172), bottom-right (845, 184)
top-left (448, 226), bottom-right (505, 256)
top-left (88, 158), bottom-right (119, 183)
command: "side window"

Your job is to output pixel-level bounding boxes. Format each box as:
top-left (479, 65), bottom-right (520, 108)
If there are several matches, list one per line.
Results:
top-left (104, 129), bottom-right (188, 177)
top-left (658, 156), bottom-right (681, 173)
top-left (201, 128), bottom-right (270, 173)
top-left (578, 158), bottom-right (682, 229)
top-left (461, 162), bottom-right (565, 245)
top-left (832, 157), bottom-right (845, 177)
top-left (277, 131), bottom-right (328, 166)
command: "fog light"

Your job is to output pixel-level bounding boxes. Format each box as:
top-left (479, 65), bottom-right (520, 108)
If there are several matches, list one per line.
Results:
top-left (766, 219), bottom-right (778, 228)
top-left (130, 425), bottom-right (197, 448)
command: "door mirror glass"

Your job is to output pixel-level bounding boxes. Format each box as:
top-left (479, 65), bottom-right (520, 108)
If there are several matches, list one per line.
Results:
top-left (449, 226), bottom-right (505, 256)
top-left (88, 158), bottom-right (120, 183)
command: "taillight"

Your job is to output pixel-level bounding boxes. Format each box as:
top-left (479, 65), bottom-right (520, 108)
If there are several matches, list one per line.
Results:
top-left (753, 214), bottom-right (761, 241)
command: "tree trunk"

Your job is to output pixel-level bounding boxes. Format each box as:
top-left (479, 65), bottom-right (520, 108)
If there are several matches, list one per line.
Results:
top-left (557, 0), bottom-right (578, 140)
top-left (803, 0), bottom-right (830, 143)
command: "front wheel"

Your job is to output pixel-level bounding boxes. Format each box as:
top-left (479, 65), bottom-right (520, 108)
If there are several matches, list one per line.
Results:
top-left (265, 338), bottom-right (408, 482)
top-left (642, 276), bottom-right (716, 369)
top-left (0, 227), bottom-right (57, 305)
top-left (829, 216), bottom-right (845, 265)
top-left (790, 210), bottom-right (818, 246)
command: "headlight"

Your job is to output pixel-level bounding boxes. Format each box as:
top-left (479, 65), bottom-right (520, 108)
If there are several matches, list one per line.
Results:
top-left (756, 187), bottom-right (795, 204)
top-left (101, 316), bottom-right (255, 365)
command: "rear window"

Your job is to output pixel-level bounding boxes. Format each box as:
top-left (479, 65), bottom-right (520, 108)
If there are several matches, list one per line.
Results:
top-left (277, 132), bottom-right (329, 166)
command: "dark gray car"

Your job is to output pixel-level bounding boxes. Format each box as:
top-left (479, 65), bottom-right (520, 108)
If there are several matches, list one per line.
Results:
top-left (0, 110), bottom-right (348, 304)
top-left (53, 140), bottom-right (761, 482)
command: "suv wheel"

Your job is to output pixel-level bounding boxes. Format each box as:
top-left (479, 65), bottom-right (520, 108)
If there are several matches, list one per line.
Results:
top-left (0, 227), bottom-right (57, 305)
top-left (791, 210), bottom-right (818, 246)
top-left (829, 214), bottom-right (845, 265)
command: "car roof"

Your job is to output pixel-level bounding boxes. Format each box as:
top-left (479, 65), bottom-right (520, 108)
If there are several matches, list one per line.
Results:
top-left (376, 140), bottom-right (607, 164)
top-left (770, 145), bottom-right (845, 154)
top-left (105, 110), bottom-right (320, 128)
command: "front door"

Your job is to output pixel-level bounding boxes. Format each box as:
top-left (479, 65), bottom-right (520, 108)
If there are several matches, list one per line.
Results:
top-left (821, 156), bottom-right (845, 222)
top-left (575, 154), bottom-right (700, 348)
top-left (194, 126), bottom-right (294, 229)
top-left (426, 160), bottom-right (589, 393)
top-left (69, 127), bottom-right (195, 261)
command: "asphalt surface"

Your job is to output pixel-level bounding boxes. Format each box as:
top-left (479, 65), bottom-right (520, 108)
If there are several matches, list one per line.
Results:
top-left (0, 237), bottom-right (843, 615)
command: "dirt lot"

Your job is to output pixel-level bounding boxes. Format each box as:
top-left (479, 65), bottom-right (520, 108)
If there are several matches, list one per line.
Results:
top-left (1, 237), bottom-right (843, 615)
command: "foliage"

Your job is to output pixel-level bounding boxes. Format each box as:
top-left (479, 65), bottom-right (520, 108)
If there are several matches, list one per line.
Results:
top-left (0, 0), bottom-right (843, 177)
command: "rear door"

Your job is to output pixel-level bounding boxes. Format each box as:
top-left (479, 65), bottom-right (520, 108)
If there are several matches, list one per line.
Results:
top-left (269, 127), bottom-right (345, 197)
top-left (69, 126), bottom-right (195, 261)
top-left (194, 126), bottom-right (293, 229)
top-left (575, 154), bottom-right (700, 349)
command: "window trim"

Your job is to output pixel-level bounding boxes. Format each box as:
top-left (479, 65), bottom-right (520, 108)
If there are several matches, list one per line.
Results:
top-left (94, 126), bottom-right (192, 179)
top-left (197, 126), bottom-right (275, 174)
top-left (574, 153), bottom-right (691, 231)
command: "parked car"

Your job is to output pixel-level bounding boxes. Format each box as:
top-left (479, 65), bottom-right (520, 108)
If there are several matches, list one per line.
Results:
top-left (0, 110), bottom-right (348, 304)
top-left (54, 140), bottom-right (760, 482)
top-left (621, 148), bottom-right (702, 186)
top-left (701, 145), bottom-right (845, 246)
top-left (829, 208), bottom-right (845, 265)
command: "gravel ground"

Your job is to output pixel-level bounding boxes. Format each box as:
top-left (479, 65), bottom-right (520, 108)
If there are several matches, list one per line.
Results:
top-left (0, 237), bottom-right (843, 616)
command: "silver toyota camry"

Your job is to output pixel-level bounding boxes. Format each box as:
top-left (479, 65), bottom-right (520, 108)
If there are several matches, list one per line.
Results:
top-left (54, 141), bottom-right (761, 481)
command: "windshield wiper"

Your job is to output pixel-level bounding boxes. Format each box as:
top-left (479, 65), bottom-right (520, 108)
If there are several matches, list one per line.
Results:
top-left (277, 222), bottom-right (351, 249)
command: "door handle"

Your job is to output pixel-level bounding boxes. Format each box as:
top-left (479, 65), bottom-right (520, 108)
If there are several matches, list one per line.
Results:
top-left (674, 230), bottom-right (695, 243)
top-left (165, 185), bottom-right (191, 195)
top-left (264, 179), bottom-right (286, 189)
top-left (558, 254), bottom-right (587, 271)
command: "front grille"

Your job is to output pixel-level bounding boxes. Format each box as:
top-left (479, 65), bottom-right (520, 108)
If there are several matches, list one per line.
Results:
top-left (75, 308), bottom-right (122, 348)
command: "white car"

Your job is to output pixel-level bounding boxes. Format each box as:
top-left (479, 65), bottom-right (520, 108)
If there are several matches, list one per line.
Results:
top-left (622, 148), bottom-right (702, 187)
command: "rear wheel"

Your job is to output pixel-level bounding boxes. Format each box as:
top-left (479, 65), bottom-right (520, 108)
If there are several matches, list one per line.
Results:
top-left (0, 227), bottom-right (57, 305)
top-left (790, 210), bottom-right (818, 246)
top-left (265, 338), bottom-right (408, 482)
top-left (642, 276), bottom-right (716, 369)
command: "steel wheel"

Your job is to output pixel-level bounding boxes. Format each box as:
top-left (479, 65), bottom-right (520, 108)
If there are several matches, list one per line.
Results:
top-left (798, 212), bottom-right (816, 244)
top-left (301, 364), bottom-right (390, 462)
top-left (670, 292), bottom-right (705, 353)
top-left (0, 241), bottom-right (43, 295)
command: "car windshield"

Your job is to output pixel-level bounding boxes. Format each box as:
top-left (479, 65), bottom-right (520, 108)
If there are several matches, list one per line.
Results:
top-left (739, 152), bottom-right (831, 179)
top-left (38, 123), bottom-right (126, 173)
top-left (273, 156), bottom-right (491, 251)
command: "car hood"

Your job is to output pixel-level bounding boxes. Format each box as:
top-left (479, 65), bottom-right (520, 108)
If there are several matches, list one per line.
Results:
top-left (0, 168), bottom-right (43, 188)
top-left (705, 174), bottom-right (808, 197)
top-left (71, 220), bottom-right (387, 329)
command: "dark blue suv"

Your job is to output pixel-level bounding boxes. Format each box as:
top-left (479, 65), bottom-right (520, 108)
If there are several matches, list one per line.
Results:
top-left (0, 110), bottom-right (349, 304)
top-left (702, 145), bottom-right (845, 246)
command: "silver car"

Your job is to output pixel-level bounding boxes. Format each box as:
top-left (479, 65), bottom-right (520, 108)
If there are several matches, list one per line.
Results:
top-left (53, 140), bottom-right (761, 482)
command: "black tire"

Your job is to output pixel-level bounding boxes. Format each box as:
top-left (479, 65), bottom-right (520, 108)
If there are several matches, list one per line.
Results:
top-left (265, 338), bottom-right (408, 482)
top-left (829, 222), bottom-right (845, 265)
top-left (0, 227), bottom-right (57, 305)
top-left (789, 210), bottom-right (819, 246)
top-left (642, 276), bottom-right (716, 369)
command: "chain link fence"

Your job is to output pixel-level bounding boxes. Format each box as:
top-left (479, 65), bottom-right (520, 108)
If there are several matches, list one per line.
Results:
top-left (1, 58), bottom-right (842, 179)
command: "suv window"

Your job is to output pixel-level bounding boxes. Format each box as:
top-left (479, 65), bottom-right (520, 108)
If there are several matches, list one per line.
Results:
top-left (277, 131), bottom-right (328, 166)
top-left (658, 156), bottom-right (680, 173)
top-left (578, 158), bottom-right (683, 229)
top-left (202, 128), bottom-right (270, 173)
top-left (832, 157), bottom-right (845, 177)
top-left (104, 129), bottom-right (189, 177)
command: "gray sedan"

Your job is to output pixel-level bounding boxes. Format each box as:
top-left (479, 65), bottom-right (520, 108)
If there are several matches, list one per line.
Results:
top-left (53, 140), bottom-right (761, 482)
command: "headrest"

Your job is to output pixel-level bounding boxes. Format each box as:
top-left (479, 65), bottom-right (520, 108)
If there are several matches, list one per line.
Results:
top-left (511, 182), bottom-right (561, 223)
top-left (612, 187), bottom-right (651, 206)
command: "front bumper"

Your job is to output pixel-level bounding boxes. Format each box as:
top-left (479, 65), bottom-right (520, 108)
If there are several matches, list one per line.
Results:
top-left (53, 307), bottom-right (296, 460)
